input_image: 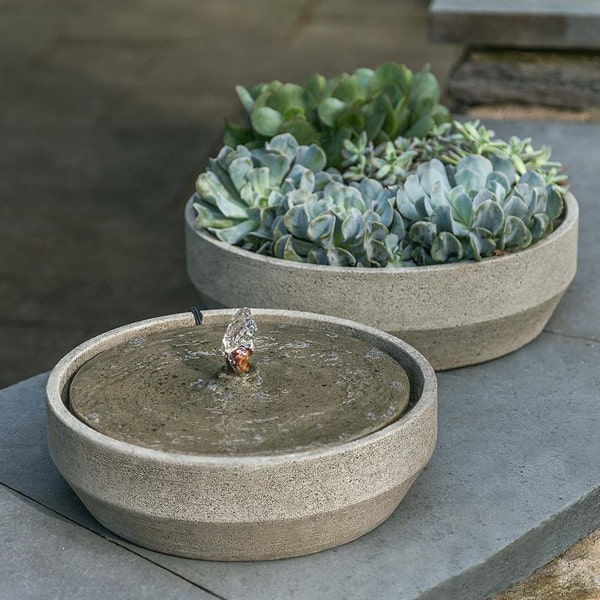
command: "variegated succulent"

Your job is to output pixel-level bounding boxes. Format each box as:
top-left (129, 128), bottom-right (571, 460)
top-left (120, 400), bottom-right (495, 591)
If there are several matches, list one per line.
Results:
top-left (395, 155), bottom-right (565, 266)
top-left (224, 62), bottom-right (450, 169)
top-left (270, 178), bottom-right (407, 267)
top-left (193, 134), bottom-right (327, 251)
top-left (341, 120), bottom-right (568, 192)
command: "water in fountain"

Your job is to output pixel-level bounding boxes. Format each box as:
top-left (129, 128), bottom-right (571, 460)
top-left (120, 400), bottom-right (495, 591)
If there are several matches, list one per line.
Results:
top-left (69, 317), bottom-right (411, 455)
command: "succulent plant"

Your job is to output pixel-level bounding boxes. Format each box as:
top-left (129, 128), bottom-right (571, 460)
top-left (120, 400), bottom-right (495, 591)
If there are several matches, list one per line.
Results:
top-left (341, 120), bottom-right (569, 192)
top-left (270, 178), bottom-right (407, 267)
top-left (193, 134), bottom-right (327, 251)
top-left (394, 155), bottom-right (565, 265)
top-left (224, 62), bottom-right (450, 169)
top-left (194, 133), bottom-right (567, 268)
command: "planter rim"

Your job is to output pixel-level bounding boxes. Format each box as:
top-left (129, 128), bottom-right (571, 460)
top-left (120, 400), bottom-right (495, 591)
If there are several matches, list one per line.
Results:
top-left (47, 309), bottom-right (436, 468)
top-left (185, 191), bottom-right (578, 275)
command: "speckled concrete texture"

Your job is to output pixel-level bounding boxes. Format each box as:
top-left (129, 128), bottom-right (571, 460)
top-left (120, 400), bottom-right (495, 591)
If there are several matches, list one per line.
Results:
top-left (46, 310), bottom-right (437, 561)
top-left (0, 485), bottom-right (214, 600)
top-left (185, 193), bottom-right (578, 371)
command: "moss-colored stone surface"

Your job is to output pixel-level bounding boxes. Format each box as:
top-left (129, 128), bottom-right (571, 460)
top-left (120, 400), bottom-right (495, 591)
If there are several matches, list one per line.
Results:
top-left (495, 529), bottom-right (600, 600)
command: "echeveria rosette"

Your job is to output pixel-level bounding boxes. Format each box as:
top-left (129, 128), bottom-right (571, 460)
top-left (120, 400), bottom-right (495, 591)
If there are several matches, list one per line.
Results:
top-left (193, 134), bottom-right (327, 251)
top-left (225, 62), bottom-right (450, 169)
top-left (395, 155), bottom-right (565, 266)
top-left (271, 178), bottom-right (407, 268)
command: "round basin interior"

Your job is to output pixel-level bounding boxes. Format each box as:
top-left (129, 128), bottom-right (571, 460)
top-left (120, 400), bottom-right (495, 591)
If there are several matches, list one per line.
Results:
top-left (69, 319), bottom-right (412, 456)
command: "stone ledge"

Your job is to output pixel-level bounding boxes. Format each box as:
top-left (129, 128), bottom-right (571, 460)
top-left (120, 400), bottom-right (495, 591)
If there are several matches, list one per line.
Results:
top-left (430, 0), bottom-right (600, 49)
top-left (447, 50), bottom-right (600, 110)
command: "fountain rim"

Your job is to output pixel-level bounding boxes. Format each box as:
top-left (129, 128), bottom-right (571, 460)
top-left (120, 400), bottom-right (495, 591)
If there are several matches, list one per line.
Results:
top-left (47, 309), bottom-right (437, 467)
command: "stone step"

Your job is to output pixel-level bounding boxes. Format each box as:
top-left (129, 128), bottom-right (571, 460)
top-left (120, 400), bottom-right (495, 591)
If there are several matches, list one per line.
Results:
top-left (430, 0), bottom-right (600, 49)
top-left (446, 49), bottom-right (600, 110)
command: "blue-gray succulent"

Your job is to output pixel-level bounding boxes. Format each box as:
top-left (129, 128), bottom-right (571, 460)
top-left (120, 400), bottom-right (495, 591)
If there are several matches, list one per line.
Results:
top-left (193, 134), bottom-right (327, 251)
top-left (395, 155), bottom-right (564, 265)
top-left (194, 133), bottom-right (567, 268)
top-left (270, 178), bottom-right (407, 267)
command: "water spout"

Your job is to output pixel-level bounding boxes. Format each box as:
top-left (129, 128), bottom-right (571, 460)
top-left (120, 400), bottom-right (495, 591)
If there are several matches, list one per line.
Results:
top-left (222, 308), bottom-right (257, 374)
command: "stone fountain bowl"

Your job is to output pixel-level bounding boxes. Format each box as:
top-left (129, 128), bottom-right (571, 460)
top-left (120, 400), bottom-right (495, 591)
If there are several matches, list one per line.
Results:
top-left (185, 193), bottom-right (578, 371)
top-left (46, 309), bottom-right (437, 561)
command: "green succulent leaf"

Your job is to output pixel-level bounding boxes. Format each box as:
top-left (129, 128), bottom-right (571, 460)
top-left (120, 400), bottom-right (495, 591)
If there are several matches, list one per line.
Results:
top-left (431, 205), bottom-right (454, 234)
top-left (407, 65), bottom-right (438, 109)
top-left (404, 115), bottom-right (434, 139)
top-left (546, 185), bottom-right (564, 220)
top-left (212, 219), bottom-right (259, 245)
top-left (246, 166), bottom-right (272, 197)
top-left (266, 83), bottom-right (306, 113)
top-left (196, 172), bottom-right (249, 219)
top-left (503, 216), bottom-right (533, 250)
top-left (224, 122), bottom-right (254, 148)
top-left (469, 227), bottom-right (496, 260)
top-left (277, 119), bottom-right (319, 145)
top-left (472, 188), bottom-right (496, 209)
top-left (327, 247), bottom-right (356, 267)
top-left (455, 168), bottom-right (486, 195)
top-left (266, 132), bottom-right (299, 156)
top-left (235, 86), bottom-right (255, 113)
top-left (341, 209), bottom-right (365, 242)
top-left (283, 204), bottom-right (309, 239)
top-left (295, 144), bottom-right (327, 172)
top-left (367, 238), bottom-right (389, 266)
top-left (193, 200), bottom-right (236, 229)
top-left (502, 195), bottom-right (529, 221)
top-left (450, 191), bottom-right (473, 227)
top-left (273, 234), bottom-right (301, 262)
top-left (486, 171), bottom-right (511, 196)
top-left (317, 97), bottom-right (347, 127)
top-left (431, 231), bottom-right (463, 262)
top-left (519, 170), bottom-right (546, 188)
top-left (369, 62), bottom-right (410, 95)
top-left (473, 200), bottom-right (504, 235)
top-left (365, 108), bottom-right (386, 140)
top-left (332, 75), bottom-right (365, 104)
top-left (228, 157), bottom-right (253, 192)
top-left (409, 221), bottom-right (437, 247)
top-left (490, 155), bottom-right (516, 183)
top-left (283, 106), bottom-right (306, 121)
top-left (250, 106), bottom-right (284, 137)
top-left (307, 213), bottom-right (336, 247)
top-left (307, 247), bottom-right (328, 264)
top-left (390, 211), bottom-right (406, 240)
top-left (531, 213), bottom-right (551, 241)
top-left (306, 75), bottom-right (327, 105)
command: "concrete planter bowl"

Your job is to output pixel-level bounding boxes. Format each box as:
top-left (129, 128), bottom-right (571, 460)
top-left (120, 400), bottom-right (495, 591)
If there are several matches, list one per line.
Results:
top-left (185, 193), bottom-right (578, 370)
top-left (46, 309), bottom-right (437, 561)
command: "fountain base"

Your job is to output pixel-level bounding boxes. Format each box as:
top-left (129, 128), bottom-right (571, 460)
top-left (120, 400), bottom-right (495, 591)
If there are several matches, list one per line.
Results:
top-left (46, 310), bottom-right (437, 560)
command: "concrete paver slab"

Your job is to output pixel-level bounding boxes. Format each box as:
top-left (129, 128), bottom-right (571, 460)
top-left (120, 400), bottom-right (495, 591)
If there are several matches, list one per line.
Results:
top-left (1, 326), bottom-right (598, 600)
top-left (0, 485), bottom-right (217, 600)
